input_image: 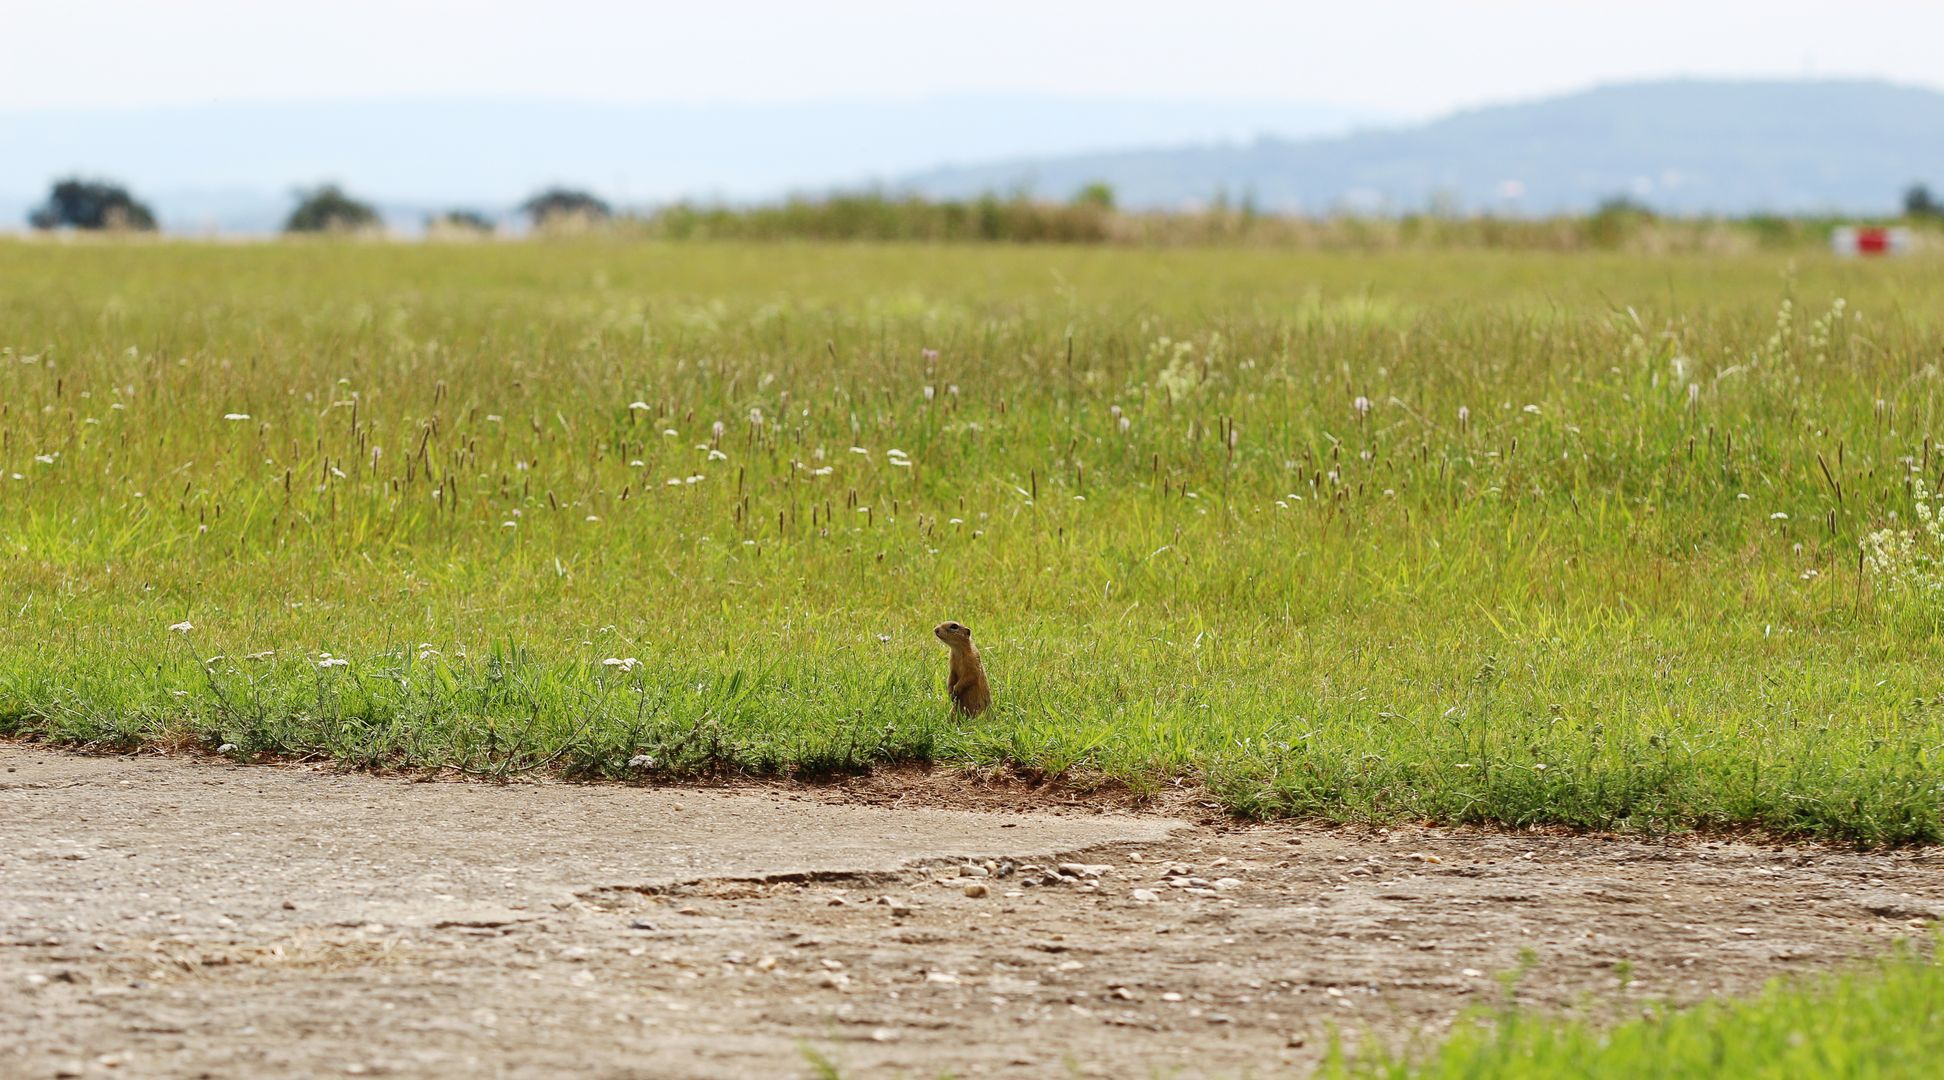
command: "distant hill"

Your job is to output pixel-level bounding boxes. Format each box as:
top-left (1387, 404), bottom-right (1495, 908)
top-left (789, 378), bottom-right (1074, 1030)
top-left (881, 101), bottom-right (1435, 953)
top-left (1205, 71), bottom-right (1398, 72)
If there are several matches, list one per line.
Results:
top-left (0, 96), bottom-right (1380, 233)
top-left (900, 79), bottom-right (1944, 216)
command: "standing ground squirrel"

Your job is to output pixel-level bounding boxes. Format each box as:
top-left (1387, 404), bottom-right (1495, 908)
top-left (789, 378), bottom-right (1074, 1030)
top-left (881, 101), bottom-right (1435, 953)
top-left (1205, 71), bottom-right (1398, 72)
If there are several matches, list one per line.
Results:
top-left (932, 621), bottom-right (992, 717)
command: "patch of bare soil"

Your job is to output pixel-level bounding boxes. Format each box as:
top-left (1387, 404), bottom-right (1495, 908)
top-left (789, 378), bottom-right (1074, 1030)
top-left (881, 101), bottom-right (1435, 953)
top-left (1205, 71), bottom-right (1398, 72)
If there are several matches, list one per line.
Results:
top-left (3, 745), bottom-right (1941, 1079)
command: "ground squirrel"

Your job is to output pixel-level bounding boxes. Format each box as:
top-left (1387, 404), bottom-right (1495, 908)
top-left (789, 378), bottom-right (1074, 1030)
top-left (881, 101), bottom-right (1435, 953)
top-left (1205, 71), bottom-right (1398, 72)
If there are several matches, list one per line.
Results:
top-left (932, 621), bottom-right (992, 717)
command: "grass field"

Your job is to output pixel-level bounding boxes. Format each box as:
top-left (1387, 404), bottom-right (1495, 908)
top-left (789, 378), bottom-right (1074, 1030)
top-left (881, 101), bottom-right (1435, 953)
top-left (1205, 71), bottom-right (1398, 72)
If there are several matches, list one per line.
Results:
top-left (5, 240), bottom-right (1944, 844)
top-left (1324, 938), bottom-right (1944, 1079)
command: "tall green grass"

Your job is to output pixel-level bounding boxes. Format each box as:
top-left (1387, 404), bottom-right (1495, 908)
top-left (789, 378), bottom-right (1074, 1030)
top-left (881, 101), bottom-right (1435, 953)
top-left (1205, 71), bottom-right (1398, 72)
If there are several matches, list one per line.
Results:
top-left (4, 241), bottom-right (1944, 842)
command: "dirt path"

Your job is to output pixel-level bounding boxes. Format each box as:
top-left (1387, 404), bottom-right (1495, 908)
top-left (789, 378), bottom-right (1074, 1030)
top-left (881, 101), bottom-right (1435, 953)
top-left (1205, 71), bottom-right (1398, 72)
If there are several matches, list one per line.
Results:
top-left (5, 746), bottom-right (1942, 1079)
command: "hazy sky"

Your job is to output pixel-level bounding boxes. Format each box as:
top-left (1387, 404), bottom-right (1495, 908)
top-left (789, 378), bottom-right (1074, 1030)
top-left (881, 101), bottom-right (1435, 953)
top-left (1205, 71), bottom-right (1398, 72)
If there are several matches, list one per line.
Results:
top-left (9, 0), bottom-right (1944, 116)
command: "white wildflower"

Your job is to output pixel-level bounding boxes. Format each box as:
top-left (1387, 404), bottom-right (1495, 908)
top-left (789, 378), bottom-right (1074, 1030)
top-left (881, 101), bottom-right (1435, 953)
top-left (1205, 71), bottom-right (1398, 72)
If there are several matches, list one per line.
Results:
top-left (602, 657), bottom-right (640, 673)
top-left (168, 620), bottom-right (194, 633)
top-left (1862, 478), bottom-right (1944, 597)
top-left (223, 412), bottom-right (251, 421)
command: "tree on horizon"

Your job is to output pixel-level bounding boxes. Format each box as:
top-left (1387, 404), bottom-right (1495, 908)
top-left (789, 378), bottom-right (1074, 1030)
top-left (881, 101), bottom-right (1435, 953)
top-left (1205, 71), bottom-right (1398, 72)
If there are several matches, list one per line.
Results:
top-left (29, 178), bottom-right (158, 231)
top-left (1906, 183), bottom-right (1940, 218)
top-left (285, 185), bottom-right (380, 233)
top-left (521, 188), bottom-right (612, 225)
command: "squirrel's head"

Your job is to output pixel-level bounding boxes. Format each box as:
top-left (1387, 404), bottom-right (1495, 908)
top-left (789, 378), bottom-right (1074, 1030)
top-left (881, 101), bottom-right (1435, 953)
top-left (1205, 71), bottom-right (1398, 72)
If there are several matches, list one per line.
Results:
top-left (933, 621), bottom-right (973, 647)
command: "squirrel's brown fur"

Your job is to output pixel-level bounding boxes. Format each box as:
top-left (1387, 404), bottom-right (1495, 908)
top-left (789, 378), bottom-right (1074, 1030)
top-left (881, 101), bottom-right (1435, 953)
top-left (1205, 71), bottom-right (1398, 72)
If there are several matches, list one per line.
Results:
top-left (932, 621), bottom-right (991, 717)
